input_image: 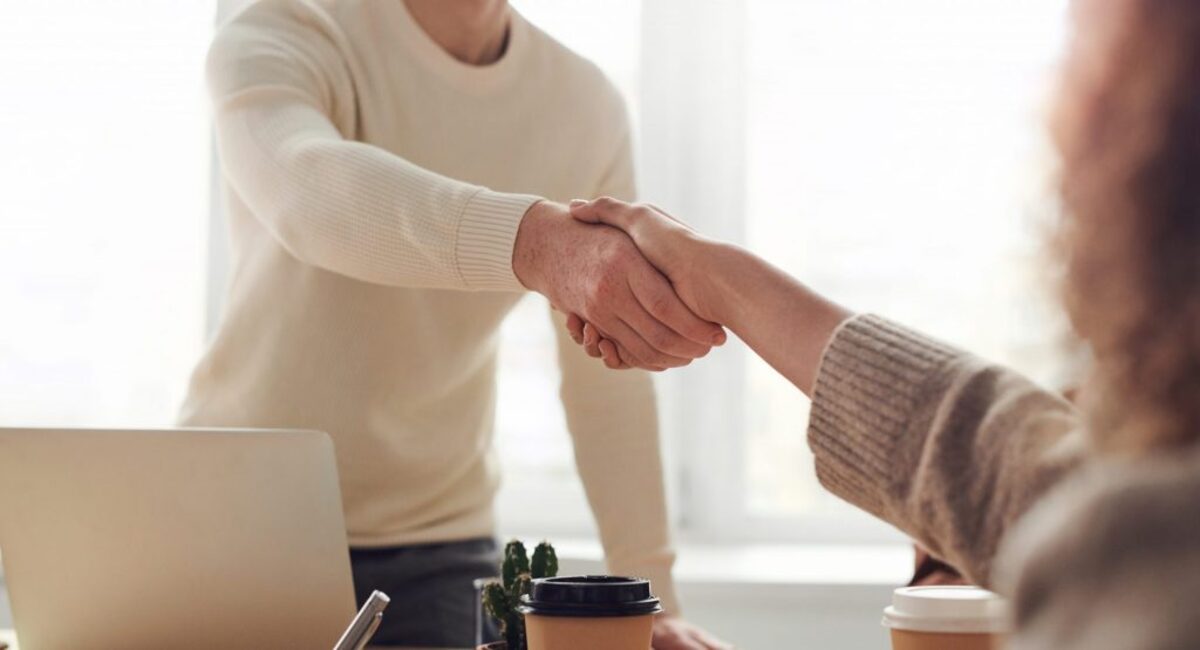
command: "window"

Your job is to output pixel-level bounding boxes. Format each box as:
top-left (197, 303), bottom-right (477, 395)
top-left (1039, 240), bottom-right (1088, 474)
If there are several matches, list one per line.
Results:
top-left (0, 1), bottom-right (214, 428)
top-left (738, 0), bottom-right (1071, 531)
top-left (0, 0), bottom-right (1076, 550)
top-left (506, 0), bottom-right (1073, 543)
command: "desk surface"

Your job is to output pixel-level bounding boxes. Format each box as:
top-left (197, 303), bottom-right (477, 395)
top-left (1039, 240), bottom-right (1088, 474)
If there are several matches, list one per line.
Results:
top-left (0, 630), bottom-right (465, 650)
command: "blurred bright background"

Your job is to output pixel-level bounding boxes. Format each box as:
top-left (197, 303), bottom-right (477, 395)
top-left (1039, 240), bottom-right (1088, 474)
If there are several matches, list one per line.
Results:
top-left (0, 0), bottom-right (1071, 646)
top-left (497, 0), bottom-right (1071, 543)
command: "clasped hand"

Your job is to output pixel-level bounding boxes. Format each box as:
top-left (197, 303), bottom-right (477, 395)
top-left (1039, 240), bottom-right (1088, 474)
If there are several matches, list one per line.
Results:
top-left (512, 199), bottom-right (723, 371)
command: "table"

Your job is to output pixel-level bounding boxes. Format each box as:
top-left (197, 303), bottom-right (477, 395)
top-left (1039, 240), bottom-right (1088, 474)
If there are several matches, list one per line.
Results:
top-left (0, 631), bottom-right (463, 650)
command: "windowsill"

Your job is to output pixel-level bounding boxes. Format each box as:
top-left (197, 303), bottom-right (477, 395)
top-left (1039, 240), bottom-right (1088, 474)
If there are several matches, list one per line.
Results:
top-left (547, 538), bottom-right (913, 590)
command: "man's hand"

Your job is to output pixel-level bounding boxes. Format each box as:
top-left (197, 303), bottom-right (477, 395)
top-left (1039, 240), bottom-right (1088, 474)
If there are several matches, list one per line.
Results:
top-left (513, 200), bottom-right (725, 371)
top-left (653, 616), bottom-right (734, 650)
top-left (563, 198), bottom-right (726, 369)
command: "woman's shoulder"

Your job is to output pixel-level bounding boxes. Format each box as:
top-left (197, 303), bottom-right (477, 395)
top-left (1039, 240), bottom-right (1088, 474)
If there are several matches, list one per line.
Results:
top-left (997, 448), bottom-right (1200, 649)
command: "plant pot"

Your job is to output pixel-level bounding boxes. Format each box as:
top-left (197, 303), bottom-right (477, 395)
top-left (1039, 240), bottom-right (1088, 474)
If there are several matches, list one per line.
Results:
top-left (476, 642), bottom-right (506, 650)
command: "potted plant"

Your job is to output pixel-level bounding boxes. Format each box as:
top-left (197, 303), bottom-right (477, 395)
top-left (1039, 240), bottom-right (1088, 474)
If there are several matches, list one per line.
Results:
top-left (478, 540), bottom-right (558, 650)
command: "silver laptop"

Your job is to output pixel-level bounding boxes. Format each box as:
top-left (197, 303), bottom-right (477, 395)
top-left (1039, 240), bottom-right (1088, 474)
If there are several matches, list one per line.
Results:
top-left (0, 428), bottom-right (358, 650)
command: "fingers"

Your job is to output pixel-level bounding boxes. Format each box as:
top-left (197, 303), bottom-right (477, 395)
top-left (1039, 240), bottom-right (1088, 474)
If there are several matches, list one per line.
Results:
top-left (597, 338), bottom-right (633, 370)
top-left (566, 312), bottom-right (586, 345)
top-left (563, 215), bottom-right (722, 370)
top-left (644, 202), bottom-right (693, 230)
top-left (622, 282), bottom-right (715, 359)
top-left (572, 197), bottom-right (693, 234)
top-left (604, 315), bottom-right (692, 370)
top-left (581, 321), bottom-right (602, 358)
top-left (586, 268), bottom-right (702, 368)
top-left (629, 267), bottom-right (726, 348)
top-left (574, 319), bottom-right (668, 372)
top-left (572, 274), bottom-right (720, 370)
top-left (569, 196), bottom-right (636, 229)
top-left (580, 322), bottom-right (634, 369)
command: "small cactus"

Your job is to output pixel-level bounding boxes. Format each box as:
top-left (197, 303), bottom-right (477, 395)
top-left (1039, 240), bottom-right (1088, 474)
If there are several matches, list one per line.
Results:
top-left (531, 542), bottom-right (558, 579)
top-left (503, 540), bottom-right (530, 589)
top-left (483, 540), bottom-right (558, 650)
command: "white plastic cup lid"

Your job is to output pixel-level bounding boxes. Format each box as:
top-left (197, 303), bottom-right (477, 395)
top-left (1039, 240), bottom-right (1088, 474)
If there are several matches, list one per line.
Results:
top-left (881, 586), bottom-right (1009, 634)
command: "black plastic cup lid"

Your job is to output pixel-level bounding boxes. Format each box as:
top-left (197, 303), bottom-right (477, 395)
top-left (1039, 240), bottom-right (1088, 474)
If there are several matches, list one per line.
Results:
top-left (517, 576), bottom-right (663, 618)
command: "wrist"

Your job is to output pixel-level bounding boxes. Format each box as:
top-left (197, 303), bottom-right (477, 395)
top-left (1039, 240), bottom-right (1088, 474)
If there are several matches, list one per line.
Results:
top-left (705, 242), bottom-right (849, 328)
top-left (700, 241), bottom-right (756, 326)
top-left (512, 200), bottom-right (564, 292)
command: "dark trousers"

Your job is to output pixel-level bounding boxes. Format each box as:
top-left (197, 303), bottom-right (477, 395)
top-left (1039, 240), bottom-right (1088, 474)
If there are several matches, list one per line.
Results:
top-left (350, 538), bottom-right (500, 647)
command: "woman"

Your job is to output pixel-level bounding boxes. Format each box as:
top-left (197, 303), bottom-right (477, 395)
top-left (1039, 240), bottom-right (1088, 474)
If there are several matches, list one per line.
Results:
top-left (566, 0), bottom-right (1200, 647)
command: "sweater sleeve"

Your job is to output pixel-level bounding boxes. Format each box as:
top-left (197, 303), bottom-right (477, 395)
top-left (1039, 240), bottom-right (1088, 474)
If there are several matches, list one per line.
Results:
top-left (807, 314), bottom-right (1087, 587)
top-left (207, 0), bottom-right (539, 291)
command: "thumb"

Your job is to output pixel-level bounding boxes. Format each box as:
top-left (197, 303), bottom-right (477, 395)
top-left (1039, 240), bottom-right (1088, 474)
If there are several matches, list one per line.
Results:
top-left (568, 198), bottom-right (603, 224)
top-left (568, 197), bottom-right (635, 230)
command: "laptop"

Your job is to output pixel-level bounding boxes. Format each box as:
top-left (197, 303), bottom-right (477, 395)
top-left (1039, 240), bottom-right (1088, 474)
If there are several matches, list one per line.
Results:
top-left (0, 428), bottom-right (358, 650)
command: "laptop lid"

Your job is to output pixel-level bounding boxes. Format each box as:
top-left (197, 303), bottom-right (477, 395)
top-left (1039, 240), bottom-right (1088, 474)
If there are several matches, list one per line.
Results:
top-left (0, 428), bottom-right (356, 650)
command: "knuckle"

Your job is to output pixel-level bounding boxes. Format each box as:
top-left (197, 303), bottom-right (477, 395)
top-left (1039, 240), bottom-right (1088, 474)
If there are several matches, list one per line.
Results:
top-left (584, 277), bottom-right (612, 310)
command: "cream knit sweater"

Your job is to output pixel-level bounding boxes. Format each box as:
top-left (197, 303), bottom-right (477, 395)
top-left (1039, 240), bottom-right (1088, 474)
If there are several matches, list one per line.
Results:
top-left (180, 0), bottom-right (679, 611)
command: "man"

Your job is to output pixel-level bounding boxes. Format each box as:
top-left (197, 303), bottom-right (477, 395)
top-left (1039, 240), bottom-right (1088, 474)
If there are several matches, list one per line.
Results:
top-left (183, 0), bottom-right (728, 647)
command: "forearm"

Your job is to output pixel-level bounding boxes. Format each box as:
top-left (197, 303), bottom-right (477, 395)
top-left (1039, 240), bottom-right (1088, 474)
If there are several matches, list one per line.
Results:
top-left (702, 241), bottom-right (852, 395)
top-left (569, 198), bottom-right (1087, 586)
top-left (689, 240), bottom-right (1085, 583)
top-left (216, 99), bottom-right (538, 290)
top-left (807, 315), bottom-right (1086, 585)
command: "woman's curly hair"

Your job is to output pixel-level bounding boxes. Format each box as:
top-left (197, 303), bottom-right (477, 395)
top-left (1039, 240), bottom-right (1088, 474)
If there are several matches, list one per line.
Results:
top-left (1054, 0), bottom-right (1200, 453)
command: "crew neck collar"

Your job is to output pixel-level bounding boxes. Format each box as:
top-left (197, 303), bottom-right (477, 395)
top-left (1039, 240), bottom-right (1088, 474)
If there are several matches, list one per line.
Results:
top-left (392, 0), bottom-right (529, 94)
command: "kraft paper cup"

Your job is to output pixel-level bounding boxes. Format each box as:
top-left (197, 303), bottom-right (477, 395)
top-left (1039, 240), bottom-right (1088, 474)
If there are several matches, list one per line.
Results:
top-left (519, 576), bottom-right (662, 650)
top-left (882, 586), bottom-right (1009, 650)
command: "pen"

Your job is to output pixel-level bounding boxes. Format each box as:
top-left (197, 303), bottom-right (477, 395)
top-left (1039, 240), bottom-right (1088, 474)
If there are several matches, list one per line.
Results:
top-left (333, 590), bottom-right (390, 650)
top-left (353, 612), bottom-right (384, 650)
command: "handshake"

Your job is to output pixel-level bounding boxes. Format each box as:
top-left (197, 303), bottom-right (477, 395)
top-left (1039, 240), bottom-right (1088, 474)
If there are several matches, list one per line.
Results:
top-left (512, 197), bottom-right (728, 371)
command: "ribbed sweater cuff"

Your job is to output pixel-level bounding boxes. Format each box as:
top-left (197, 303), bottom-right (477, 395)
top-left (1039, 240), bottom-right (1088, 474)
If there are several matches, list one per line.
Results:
top-left (807, 314), bottom-right (960, 519)
top-left (455, 189), bottom-right (541, 291)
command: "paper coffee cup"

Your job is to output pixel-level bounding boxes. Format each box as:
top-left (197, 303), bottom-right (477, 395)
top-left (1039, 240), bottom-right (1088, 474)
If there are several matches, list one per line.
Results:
top-left (882, 586), bottom-right (1009, 650)
top-left (518, 576), bottom-right (662, 650)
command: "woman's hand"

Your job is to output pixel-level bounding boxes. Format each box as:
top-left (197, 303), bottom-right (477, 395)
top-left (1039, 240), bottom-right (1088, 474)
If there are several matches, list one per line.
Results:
top-left (565, 197), bottom-right (852, 391)
top-left (566, 198), bottom-right (726, 369)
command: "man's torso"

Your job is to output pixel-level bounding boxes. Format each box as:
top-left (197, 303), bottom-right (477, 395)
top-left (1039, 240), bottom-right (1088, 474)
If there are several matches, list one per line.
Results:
top-left (183, 0), bottom-right (629, 544)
